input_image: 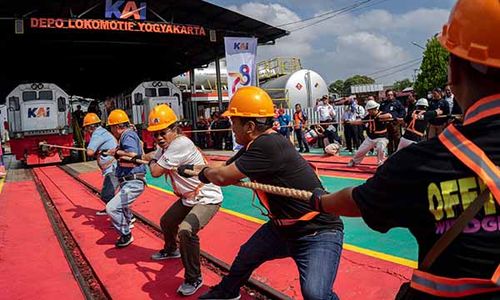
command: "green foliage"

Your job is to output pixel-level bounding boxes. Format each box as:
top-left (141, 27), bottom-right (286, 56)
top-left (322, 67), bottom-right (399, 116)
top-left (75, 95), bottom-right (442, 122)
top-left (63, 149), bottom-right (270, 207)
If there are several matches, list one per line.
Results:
top-left (330, 75), bottom-right (375, 96)
top-left (414, 37), bottom-right (449, 98)
top-left (328, 80), bottom-right (344, 95)
top-left (393, 78), bottom-right (413, 92)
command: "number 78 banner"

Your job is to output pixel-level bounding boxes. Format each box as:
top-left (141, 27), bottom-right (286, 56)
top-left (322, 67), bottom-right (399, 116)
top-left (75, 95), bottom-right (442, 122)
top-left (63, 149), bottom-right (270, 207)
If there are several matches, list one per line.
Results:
top-left (224, 37), bottom-right (258, 99)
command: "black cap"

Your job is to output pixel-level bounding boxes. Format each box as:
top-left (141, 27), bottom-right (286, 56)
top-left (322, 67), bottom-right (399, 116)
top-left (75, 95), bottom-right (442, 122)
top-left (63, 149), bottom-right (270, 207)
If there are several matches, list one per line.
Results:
top-left (433, 87), bottom-right (442, 93)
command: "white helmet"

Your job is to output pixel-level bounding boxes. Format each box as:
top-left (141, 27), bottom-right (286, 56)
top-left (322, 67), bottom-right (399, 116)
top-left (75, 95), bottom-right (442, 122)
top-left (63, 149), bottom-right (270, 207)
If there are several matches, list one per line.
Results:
top-left (365, 100), bottom-right (380, 110)
top-left (416, 98), bottom-right (429, 107)
top-left (325, 142), bottom-right (341, 156)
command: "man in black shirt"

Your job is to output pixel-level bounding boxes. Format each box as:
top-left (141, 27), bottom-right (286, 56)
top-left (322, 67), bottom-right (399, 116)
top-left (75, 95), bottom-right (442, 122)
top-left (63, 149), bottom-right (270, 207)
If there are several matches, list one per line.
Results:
top-left (309, 1), bottom-right (500, 298)
top-left (380, 89), bottom-right (406, 155)
top-left (396, 98), bottom-right (430, 152)
top-left (178, 86), bottom-right (344, 300)
top-left (347, 100), bottom-right (392, 167)
top-left (427, 87), bottom-right (450, 138)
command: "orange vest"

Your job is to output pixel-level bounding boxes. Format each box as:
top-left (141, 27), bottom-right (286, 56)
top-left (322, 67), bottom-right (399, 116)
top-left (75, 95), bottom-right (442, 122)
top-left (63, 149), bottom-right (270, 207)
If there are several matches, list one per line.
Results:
top-left (410, 94), bottom-right (500, 298)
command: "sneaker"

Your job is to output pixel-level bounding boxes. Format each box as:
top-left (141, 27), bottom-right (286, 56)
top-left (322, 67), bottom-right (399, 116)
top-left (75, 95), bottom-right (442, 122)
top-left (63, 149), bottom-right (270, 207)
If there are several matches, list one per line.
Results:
top-left (115, 233), bottom-right (134, 248)
top-left (347, 160), bottom-right (356, 167)
top-left (304, 149), bottom-right (310, 153)
top-left (151, 249), bottom-right (181, 260)
top-left (177, 278), bottom-right (203, 296)
top-left (198, 286), bottom-right (241, 300)
top-left (96, 209), bottom-right (107, 216)
top-left (130, 216), bottom-right (137, 224)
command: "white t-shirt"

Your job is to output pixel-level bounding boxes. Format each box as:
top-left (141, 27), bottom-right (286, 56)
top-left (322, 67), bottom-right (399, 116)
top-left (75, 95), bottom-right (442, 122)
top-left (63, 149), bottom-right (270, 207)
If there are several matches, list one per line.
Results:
top-left (155, 136), bottom-right (223, 206)
top-left (316, 103), bottom-right (336, 121)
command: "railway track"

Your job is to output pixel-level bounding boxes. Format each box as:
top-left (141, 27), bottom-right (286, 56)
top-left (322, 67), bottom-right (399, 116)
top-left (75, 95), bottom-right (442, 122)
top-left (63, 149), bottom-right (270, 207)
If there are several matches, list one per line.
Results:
top-left (32, 165), bottom-right (290, 300)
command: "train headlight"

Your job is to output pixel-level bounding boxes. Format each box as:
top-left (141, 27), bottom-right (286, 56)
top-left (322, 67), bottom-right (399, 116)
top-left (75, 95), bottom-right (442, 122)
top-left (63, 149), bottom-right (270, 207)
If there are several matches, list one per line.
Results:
top-left (15, 132), bottom-right (23, 139)
top-left (60, 128), bottom-right (68, 135)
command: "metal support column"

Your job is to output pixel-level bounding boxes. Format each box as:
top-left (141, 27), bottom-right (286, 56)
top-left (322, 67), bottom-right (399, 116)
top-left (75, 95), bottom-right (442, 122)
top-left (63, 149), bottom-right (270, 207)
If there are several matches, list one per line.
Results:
top-left (215, 56), bottom-right (224, 112)
top-left (189, 69), bottom-right (197, 126)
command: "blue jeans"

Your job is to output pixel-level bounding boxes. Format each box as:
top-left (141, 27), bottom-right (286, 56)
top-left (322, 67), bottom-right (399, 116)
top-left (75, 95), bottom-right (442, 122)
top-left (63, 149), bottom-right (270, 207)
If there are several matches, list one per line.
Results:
top-left (219, 222), bottom-right (343, 300)
top-left (106, 179), bottom-right (145, 236)
top-left (101, 173), bottom-right (119, 203)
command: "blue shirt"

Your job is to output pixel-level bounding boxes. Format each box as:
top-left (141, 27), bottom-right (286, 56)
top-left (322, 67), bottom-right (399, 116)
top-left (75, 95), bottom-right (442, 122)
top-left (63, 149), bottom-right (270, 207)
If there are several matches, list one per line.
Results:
top-left (115, 129), bottom-right (146, 178)
top-left (87, 126), bottom-right (117, 176)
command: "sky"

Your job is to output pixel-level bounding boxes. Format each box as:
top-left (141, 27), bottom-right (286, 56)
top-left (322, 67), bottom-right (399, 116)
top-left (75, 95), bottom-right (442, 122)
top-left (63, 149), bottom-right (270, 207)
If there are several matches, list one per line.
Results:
top-left (207, 0), bottom-right (456, 85)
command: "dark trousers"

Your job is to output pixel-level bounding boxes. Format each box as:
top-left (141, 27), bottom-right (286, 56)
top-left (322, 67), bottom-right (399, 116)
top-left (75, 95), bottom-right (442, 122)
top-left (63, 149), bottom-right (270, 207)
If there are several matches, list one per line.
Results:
top-left (343, 123), bottom-right (359, 152)
top-left (160, 199), bottom-right (220, 282)
top-left (295, 128), bottom-right (309, 152)
top-left (387, 123), bottom-right (402, 155)
top-left (218, 222), bottom-right (343, 300)
top-left (101, 173), bottom-right (119, 203)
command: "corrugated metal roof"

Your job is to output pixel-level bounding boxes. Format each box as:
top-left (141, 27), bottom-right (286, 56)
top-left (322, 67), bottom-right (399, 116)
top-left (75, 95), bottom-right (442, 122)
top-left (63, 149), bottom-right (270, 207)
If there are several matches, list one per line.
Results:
top-left (350, 84), bottom-right (384, 94)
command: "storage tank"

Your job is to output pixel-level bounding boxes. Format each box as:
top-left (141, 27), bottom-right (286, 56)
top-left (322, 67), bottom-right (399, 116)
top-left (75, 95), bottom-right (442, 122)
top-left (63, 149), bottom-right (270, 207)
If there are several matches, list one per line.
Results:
top-left (260, 69), bottom-right (328, 109)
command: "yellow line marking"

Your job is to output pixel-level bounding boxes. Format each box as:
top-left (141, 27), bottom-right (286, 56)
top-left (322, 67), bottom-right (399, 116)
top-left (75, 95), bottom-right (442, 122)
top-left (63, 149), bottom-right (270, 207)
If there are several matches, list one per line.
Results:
top-left (149, 183), bottom-right (417, 268)
top-left (0, 176), bottom-right (5, 194)
top-left (321, 173), bottom-right (366, 181)
top-left (148, 184), bottom-right (176, 196)
top-left (343, 244), bottom-right (417, 268)
top-left (219, 207), bottom-right (266, 224)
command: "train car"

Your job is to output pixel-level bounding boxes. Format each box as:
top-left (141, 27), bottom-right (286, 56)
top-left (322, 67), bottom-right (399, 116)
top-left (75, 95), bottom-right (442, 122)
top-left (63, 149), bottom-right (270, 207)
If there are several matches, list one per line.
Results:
top-left (109, 81), bottom-right (183, 150)
top-left (6, 83), bottom-right (73, 165)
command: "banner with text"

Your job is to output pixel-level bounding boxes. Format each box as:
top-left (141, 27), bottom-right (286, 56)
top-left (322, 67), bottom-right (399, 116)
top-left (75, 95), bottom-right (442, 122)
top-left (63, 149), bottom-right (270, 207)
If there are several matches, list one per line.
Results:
top-left (224, 37), bottom-right (258, 100)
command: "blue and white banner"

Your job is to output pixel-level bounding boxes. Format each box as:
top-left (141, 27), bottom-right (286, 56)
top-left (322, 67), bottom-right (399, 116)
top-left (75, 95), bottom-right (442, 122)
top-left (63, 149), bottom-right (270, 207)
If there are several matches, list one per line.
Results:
top-left (224, 37), bottom-right (258, 100)
top-left (224, 37), bottom-right (258, 151)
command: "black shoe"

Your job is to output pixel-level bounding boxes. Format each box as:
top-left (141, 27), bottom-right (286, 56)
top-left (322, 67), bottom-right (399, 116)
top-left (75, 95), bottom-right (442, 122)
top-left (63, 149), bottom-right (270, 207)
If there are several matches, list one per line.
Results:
top-left (304, 149), bottom-right (310, 153)
top-left (298, 149), bottom-right (304, 153)
top-left (198, 286), bottom-right (241, 300)
top-left (115, 233), bottom-right (134, 248)
top-left (177, 277), bottom-right (203, 296)
top-left (151, 249), bottom-right (181, 260)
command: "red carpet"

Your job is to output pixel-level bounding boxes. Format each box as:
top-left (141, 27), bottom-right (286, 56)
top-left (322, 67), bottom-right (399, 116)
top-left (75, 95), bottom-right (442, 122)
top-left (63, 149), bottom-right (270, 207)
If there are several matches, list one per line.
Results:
top-left (0, 180), bottom-right (84, 300)
top-left (34, 166), bottom-right (251, 300)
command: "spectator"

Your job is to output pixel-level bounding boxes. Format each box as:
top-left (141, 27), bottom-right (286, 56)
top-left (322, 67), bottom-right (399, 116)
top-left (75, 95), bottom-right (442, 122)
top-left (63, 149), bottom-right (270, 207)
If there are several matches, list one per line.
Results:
top-left (427, 87), bottom-right (450, 138)
top-left (277, 108), bottom-right (291, 139)
top-left (87, 100), bottom-right (102, 118)
top-left (380, 89), bottom-right (406, 155)
top-left (315, 95), bottom-right (336, 149)
top-left (210, 112), bottom-right (223, 150)
top-left (342, 101), bottom-right (358, 153)
top-left (73, 105), bottom-right (85, 128)
top-left (444, 84), bottom-right (462, 115)
top-left (195, 116), bottom-right (209, 149)
top-left (293, 104), bottom-right (309, 153)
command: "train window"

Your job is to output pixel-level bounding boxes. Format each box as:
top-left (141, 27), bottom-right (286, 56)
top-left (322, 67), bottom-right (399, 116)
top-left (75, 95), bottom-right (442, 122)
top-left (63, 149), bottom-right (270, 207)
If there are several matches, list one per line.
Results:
top-left (9, 96), bottom-right (20, 110)
top-left (134, 93), bottom-right (143, 105)
top-left (158, 88), bottom-right (170, 96)
top-left (57, 97), bottom-right (67, 112)
top-left (39, 90), bottom-right (53, 100)
top-left (145, 88), bottom-right (157, 97)
top-left (23, 91), bottom-right (37, 101)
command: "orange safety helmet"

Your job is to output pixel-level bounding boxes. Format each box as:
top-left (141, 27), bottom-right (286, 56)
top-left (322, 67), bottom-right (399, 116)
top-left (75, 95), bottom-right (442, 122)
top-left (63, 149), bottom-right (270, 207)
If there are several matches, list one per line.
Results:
top-left (222, 86), bottom-right (275, 118)
top-left (82, 113), bottom-right (101, 127)
top-left (147, 104), bottom-right (178, 132)
top-left (439, 0), bottom-right (500, 68)
top-left (107, 109), bottom-right (130, 126)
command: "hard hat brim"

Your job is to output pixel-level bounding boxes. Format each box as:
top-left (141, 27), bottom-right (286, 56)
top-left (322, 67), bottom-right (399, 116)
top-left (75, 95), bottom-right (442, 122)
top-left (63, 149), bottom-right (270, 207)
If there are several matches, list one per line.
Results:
top-left (83, 120), bottom-right (101, 127)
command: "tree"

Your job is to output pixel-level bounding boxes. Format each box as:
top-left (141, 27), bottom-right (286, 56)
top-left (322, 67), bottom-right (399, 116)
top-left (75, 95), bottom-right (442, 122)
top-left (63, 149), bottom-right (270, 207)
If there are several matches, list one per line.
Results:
top-left (414, 37), bottom-right (449, 98)
top-left (393, 78), bottom-right (413, 92)
top-left (328, 80), bottom-right (344, 96)
top-left (342, 75), bottom-right (375, 95)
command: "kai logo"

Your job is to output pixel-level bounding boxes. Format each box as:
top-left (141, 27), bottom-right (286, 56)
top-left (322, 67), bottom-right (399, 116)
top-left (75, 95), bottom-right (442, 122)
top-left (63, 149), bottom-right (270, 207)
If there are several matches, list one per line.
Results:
top-left (105, 0), bottom-right (147, 20)
top-left (233, 42), bottom-right (249, 50)
top-left (151, 117), bottom-right (160, 124)
top-left (28, 107), bottom-right (50, 118)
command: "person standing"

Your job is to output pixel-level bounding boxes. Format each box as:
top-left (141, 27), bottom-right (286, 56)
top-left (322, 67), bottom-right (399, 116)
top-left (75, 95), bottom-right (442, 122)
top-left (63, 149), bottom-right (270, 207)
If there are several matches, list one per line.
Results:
top-left (310, 2), bottom-right (500, 298)
top-left (427, 87), bottom-right (450, 138)
top-left (293, 103), bottom-right (309, 153)
top-left (315, 95), bottom-right (336, 148)
top-left (179, 87), bottom-right (344, 300)
top-left (276, 108), bottom-right (291, 140)
top-left (144, 105), bottom-right (222, 296)
top-left (342, 102), bottom-right (358, 153)
top-left (380, 89), bottom-right (406, 155)
top-left (106, 109), bottom-right (146, 248)
top-left (83, 113), bottom-right (119, 216)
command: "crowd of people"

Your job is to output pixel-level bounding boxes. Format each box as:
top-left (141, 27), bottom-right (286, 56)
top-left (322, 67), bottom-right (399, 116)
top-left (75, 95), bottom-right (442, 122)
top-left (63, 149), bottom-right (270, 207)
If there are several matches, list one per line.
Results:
top-left (45, 2), bottom-right (499, 299)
